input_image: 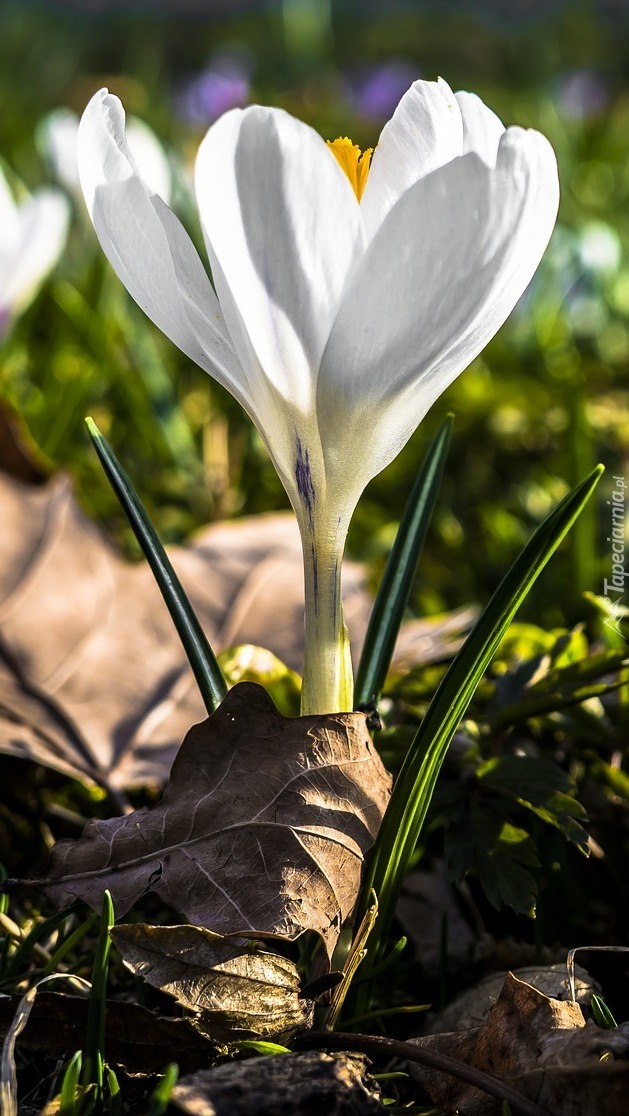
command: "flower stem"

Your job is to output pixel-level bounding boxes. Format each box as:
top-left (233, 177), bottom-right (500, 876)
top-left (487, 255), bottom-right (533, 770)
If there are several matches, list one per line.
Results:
top-left (299, 515), bottom-right (353, 715)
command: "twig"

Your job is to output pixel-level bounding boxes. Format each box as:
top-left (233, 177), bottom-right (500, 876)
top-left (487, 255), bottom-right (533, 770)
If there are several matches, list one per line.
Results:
top-left (294, 1030), bottom-right (550, 1116)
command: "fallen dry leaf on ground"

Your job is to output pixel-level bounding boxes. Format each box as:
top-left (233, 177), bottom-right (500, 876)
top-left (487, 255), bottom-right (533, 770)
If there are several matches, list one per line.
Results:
top-left (112, 923), bottom-right (314, 1042)
top-left (23, 683), bottom-right (391, 961)
top-left (0, 991), bottom-right (215, 1075)
top-left (170, 1051), bottom-right (382, 1116)
top-left (424, 961), bottom-right (598, 1034)
top-left (409, 971), bottom-right (629, 1115)
top-left (0, 468), bottom-right (470, 793)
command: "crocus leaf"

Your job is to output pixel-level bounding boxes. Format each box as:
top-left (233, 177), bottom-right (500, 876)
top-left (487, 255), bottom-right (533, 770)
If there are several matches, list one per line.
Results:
top-left (20, 683), bottom-right (391, 963)
top-left (355, 414), bottom-right (453, 709)
top-left (357, 464), bottom-right (603, 975)
top-left (111, 923), bottom-right (314, 1043)
top-left (86, 417), bottom-right (227, 717)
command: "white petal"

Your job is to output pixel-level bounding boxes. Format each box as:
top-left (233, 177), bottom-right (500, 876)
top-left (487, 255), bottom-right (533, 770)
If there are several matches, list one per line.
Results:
top-left (360, 77), bottom-right (464, 240)
top-left (152, 195), bottom-right (315, 501)
top-left (194, 105), bottom-right (363, 411)
top-left (77, 89), bottom-right (244, 401)
top-left (455, 91), bottom-right (505, 166)
top-left (127, 116), bottom-right (172, 204)
top-left (40, 107), bottom-right (172, 206)
top-left (0, 190), bottom-right (69, 318)
top-left (319, 128), bottom-right (559, 492)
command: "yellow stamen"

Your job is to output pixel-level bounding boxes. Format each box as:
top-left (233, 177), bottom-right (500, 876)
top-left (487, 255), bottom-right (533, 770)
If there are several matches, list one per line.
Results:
top-left (327, 136), bottom-right (373, 201)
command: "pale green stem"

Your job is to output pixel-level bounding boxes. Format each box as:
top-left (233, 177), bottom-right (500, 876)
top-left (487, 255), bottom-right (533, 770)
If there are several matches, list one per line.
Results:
top-left (299, 512), bottom-right (353, 715)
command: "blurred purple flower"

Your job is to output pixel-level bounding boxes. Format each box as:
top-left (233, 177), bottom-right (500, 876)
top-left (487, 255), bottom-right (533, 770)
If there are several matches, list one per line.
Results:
top-left (555, 70), bottom-right (609, 120)
top-left (347, 61), bottom-right (420, 121)
top-left (176, 56), bottom-right (251, 127)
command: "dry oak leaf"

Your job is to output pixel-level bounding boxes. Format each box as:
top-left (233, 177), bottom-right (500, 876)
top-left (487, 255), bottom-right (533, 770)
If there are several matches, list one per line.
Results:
top-left (409, 971), bottom-right (629, 1115)
top-left (25, 682), bottom-right (392, 962)
top-left (112, 923), bottom-right (314, 1043)
top-left (0, 468), bottom-right (469, 792)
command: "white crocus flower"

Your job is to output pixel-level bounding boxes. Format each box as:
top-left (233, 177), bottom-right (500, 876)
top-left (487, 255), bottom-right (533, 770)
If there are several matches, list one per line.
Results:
top-left (0, 164), bottom-right (69, 338)
top-left (40, 106), bottom-right (172, 205)
top-left (78, 79), bottom-right (559, 715)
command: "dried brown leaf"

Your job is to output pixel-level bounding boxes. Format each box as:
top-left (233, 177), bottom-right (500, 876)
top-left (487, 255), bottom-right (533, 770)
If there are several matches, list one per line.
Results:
top-left (170, 1051), bottom-right (382, 1116)
top-left (25, 682), bottom-right (391, 960)
top-left (0, 991), bottom-right (215, 1075)
top-left (409, 972), bottom-right (629, 1115)
top-left (112, 923), bottom-right (314, 1042)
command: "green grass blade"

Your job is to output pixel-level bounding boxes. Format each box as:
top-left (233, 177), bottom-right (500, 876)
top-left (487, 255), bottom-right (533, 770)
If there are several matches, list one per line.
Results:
top-left (233, 1040), bottom-right (291, 1055)
top-left (59, 1050), bottom-right (83, 1115)
top-left (146, 1063), bottom-right (180, 1116)
top-left (105, 1064), bottom-right (122, 1114)
top-left (82, 890), bottom-right (114, 1103)
top-left (590, 994), bottom-right (617, 1029)
top-left (86, 418), bottom-right (227, 715)
top-left (358, 465), bottom-right (603, 976)
top-left (355, 416), bottom-right (453, 709)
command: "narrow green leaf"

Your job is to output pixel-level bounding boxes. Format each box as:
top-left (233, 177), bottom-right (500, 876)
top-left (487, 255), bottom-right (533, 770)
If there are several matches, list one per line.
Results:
top-left (86, 418), bottom-right (227, 715)
top-left (146, 1063), bottom-right (179, 1116)
top-left (355, 416), bottom-right (453, 709)
top-left (590, 993), bottom-right (618, 1030)
top-left (40, 911), bottom-right (99, 978)
top-left (83, 891), bottom-right (114, 1101)
top-left (59, 1050), bottom-right (82, 1115)
top-left (105, 1064), bottom-right (122, 1115)
top-left (358, 465), bottom-right (603, 981)
top-left (233, 1040), bottom-right (291, 1055)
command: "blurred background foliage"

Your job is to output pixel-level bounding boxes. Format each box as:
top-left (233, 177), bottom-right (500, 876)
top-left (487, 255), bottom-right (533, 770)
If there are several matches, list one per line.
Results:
top-left (0, 0), bottom-right (627, 628)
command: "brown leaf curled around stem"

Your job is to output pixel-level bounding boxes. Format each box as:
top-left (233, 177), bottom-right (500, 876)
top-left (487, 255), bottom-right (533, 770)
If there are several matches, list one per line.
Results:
top-left (22, 683), bottom-right (392, 961)
top-left (112, 923), bottom-right (314, 1043)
